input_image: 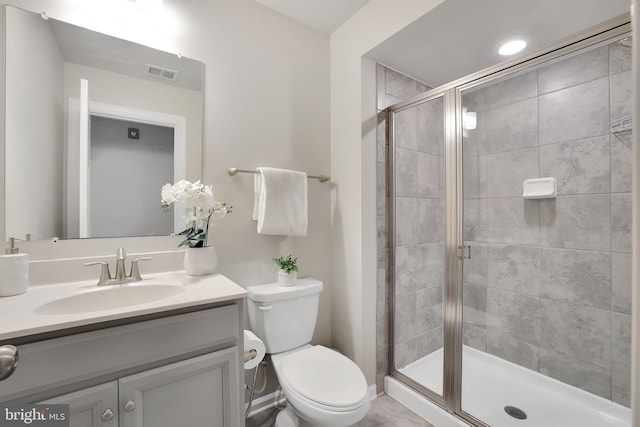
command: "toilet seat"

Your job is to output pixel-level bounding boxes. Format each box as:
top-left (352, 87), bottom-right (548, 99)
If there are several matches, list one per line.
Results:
top-left (280, 345), bottom-right (368, 410)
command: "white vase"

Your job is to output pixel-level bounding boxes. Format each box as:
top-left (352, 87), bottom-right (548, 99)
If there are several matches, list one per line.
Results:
top-left (183, 246), bottom-right (218, 276)
top-left (278, 270), bottom-right (297, 287)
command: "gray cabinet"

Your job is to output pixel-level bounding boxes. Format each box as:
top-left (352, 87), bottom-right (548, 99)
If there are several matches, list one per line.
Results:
top-left (43, 382), bottom-right (118, 427)
top-left (120, 348), bottom-right (239, 427)
top-left (3, 304), bottom-right (244, 427)
top-left (42, 348), bottom-right (240, 427)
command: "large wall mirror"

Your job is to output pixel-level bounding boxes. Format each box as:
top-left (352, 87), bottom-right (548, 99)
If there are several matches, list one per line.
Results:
top-left (4, 5), bottom-right (204, 241)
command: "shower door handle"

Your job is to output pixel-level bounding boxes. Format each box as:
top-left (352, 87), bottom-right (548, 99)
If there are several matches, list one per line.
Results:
top-left (457, 245), bottom-right (471, 260)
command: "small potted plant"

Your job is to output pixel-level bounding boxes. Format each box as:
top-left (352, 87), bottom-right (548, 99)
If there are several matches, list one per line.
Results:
top-left (273, 255), bottom-right (299, 287)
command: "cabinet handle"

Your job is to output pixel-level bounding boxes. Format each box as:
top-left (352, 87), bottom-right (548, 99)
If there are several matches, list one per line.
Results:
top-left (101, 409), bottom-right (114, 421)
top-left (123, 400), bottom-right (136, 412)
top-left (0, 345), bottom-right (18, 381)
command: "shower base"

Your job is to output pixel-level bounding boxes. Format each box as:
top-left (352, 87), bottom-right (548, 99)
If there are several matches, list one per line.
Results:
top-left (393, 346), bottom-right (630, 427)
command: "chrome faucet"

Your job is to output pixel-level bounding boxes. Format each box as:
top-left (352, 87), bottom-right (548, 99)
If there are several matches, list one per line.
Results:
top-left (83, 248), bottom-right (152, 286)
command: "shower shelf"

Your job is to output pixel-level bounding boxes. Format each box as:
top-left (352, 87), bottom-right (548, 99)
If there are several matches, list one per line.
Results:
top-left (610, 117), bottom-right (632, 135)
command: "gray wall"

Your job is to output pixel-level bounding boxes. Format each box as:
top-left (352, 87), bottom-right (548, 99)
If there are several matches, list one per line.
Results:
top-left (462, 40), bottom-right (632, 405)
top-left (90, 116), bottom-right (174, 238)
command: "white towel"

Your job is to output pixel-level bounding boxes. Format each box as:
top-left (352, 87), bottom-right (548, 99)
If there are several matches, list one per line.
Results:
top-left (252, 167), bottom-right (308, 236)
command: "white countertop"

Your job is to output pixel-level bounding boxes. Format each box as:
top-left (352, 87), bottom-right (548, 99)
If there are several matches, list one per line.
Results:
top-left (0, 271), bottom-right (247, 341)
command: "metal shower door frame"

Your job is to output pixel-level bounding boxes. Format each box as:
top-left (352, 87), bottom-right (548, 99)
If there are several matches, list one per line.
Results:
top-left (386, 13), bottom-right (631, 427)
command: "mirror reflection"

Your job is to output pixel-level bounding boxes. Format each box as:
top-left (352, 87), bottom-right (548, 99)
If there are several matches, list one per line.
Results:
top-left (4, 5), bottom-right (204, 241)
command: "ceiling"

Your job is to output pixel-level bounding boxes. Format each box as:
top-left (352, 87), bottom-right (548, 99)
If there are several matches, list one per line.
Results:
top-left (367, 0), bottom-right (631, 87)
top-left (49, 17), bottom-right (203, 91)
top-left (254, 0), bottom-right (370, 34)
top-left (255, 0), bottom-right (630, 88)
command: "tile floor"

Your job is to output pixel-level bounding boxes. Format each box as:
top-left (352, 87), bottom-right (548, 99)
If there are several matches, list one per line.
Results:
top-left (355, 394), bottom-right (435, 426)
top-left (246, 394), bottom-right (434, 427)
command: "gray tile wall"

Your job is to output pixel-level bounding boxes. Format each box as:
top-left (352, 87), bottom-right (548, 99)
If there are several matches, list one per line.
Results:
top-left (378, 39), bottom-right (631, 406)
top-left (392, 95), bottom-right (445, 373)
top-left (462, 41), bottom-right (632, 406)
top-left (376, 65), bottom-right (433, 393)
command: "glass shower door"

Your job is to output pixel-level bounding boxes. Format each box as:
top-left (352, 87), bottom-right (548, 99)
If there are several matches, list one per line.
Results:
top-left (459, 35), bottom-right (632, 427)
top-left (390, 93), bottom-right (446, 401)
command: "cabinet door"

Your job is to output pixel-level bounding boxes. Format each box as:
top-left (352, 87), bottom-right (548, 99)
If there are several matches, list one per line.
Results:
top-left (119, 348), bottom-right (240, 427)
top-left (41, 382), bottom-right (118, 427)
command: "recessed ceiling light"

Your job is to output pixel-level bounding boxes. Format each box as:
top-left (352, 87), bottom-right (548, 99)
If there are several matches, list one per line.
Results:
top-left (498, 40), bottom-right (527, 56)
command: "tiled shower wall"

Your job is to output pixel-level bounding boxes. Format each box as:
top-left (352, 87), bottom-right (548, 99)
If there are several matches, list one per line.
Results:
top-left (461, 41), bottom-right (632, 405)
top-left (375, 65), bottom-right (432, 392)
top-left (378, 38), bottom-right (632, 405)
top-left (392, 97), bottom-right (445, 374)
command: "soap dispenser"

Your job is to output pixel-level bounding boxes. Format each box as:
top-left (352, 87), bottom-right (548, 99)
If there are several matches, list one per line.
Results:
top-left (0, 238), bottom-right (29, 297)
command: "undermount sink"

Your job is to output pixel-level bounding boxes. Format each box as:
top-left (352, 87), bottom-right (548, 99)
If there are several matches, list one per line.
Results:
top-left (35, 283), bottom-right (186, 315)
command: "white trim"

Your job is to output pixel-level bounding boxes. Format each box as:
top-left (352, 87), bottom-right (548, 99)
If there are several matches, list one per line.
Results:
top-left (66, 99), bottom-right (187, 237)
top-left (368, 384), bottom-right (378, 400)
top-left (244, 384), bottom-right (378, 420)
top-left (67, 98), bottom-right (81, 239)
top-left (89, 101), bottom-right (186, 234)
top-left (244, 389), bottom-right (287, 419)
top-left (89, 101), bottom-right (187, 179)
top-left (385, 376), bottom-right (467, 427)
top-left (79, 79), bottom-right (90, 238)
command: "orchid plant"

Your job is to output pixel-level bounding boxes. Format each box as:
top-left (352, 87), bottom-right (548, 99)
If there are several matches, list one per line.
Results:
top-left (161, 180), bottom-right (231, 247)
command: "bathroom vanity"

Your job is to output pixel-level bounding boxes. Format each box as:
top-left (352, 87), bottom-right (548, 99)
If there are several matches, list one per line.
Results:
top-left (0, 3), bottom-right (248, 423)
top-left (0, 271), bottom-right (247, 427)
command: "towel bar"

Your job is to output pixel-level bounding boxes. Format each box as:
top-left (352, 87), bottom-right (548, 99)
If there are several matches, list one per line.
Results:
top-left (227, 167), bottom-right (330, 183)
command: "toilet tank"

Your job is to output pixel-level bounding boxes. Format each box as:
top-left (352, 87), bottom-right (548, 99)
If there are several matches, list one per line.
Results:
top-left (247, 278), bottom-right (323, 354)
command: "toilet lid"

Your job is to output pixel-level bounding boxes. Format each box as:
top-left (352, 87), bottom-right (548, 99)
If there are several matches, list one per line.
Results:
top-left (281, 345), bottom-right (367, 408)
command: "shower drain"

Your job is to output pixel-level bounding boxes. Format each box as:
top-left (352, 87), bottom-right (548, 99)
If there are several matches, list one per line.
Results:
top-left (504, 406), bottom-right (527, 420)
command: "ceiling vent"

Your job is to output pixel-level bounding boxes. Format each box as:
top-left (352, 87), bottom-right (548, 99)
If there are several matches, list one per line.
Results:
top-left (145, 64), bottom-right (179, 81)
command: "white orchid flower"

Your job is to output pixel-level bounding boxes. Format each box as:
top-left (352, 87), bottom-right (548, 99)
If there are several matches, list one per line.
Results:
top-left (161, 184), bottom-right (176, 207)
top-left (161, 179), bottom-right (231, 247)
top-left (209, 201), bottom-right (228, 220)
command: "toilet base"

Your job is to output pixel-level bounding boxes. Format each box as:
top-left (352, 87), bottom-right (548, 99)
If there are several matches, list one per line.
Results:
top-left (275, 405), bottom-right (300, 427)
top-left (274, 404), bottom-right (314, 427)
top-left (276, 403), bottom-right (359, 427)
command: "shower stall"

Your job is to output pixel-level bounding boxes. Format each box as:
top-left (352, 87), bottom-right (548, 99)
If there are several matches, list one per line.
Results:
top-left (386, 15), bottom-right (632, 427)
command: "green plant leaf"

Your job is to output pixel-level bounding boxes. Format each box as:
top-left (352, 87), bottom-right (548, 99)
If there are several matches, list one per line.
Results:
top-left (178, 227), bottom-right (194, 236)
top-left (272, 254), bottom-right (299, 273)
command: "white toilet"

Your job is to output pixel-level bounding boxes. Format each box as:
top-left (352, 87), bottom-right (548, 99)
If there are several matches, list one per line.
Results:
top-left (247, 278), bottom-right (370, 427)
